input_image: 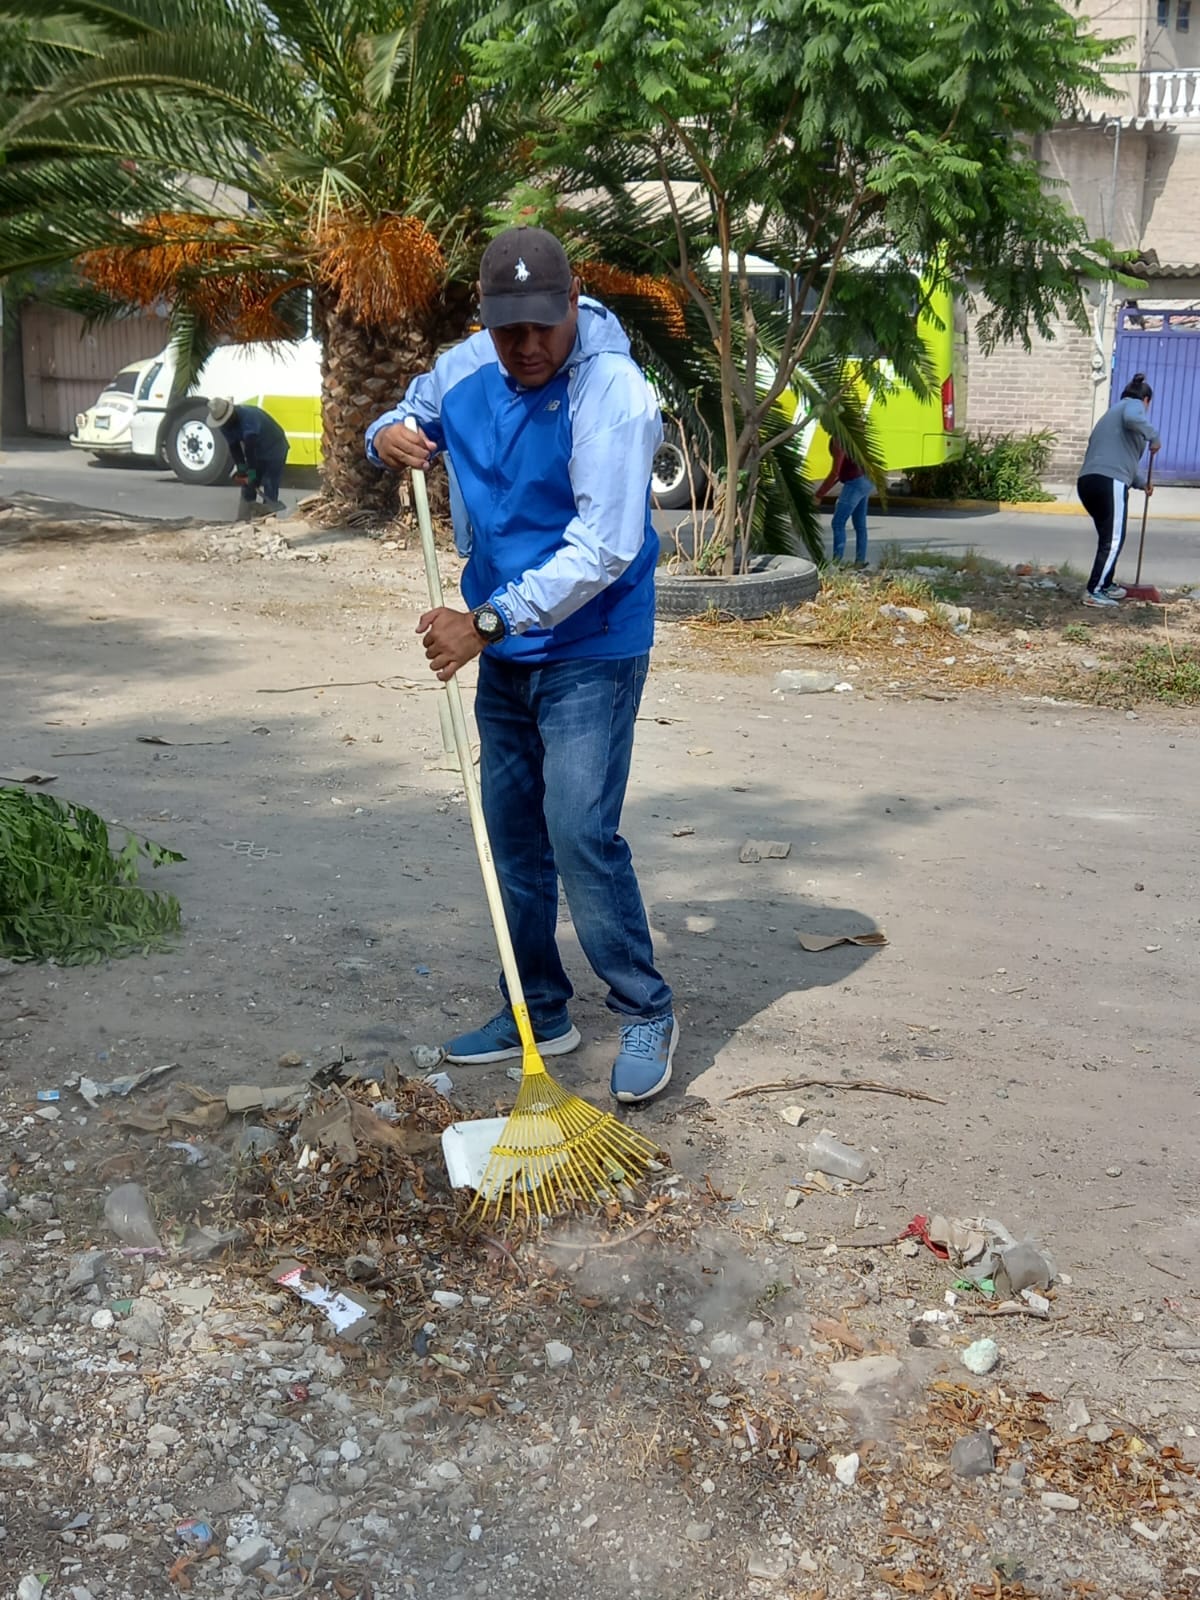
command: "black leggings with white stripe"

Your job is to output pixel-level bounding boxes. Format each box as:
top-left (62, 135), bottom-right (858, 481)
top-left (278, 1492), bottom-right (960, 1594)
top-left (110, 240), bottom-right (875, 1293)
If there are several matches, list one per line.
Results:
top-left (1077, 473), bottom-right (1129, 595)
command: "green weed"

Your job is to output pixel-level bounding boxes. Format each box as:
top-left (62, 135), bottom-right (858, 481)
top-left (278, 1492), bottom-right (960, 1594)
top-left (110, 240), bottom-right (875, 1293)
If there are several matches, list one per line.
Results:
top-left (907, 430), bottom-right (1057, 502)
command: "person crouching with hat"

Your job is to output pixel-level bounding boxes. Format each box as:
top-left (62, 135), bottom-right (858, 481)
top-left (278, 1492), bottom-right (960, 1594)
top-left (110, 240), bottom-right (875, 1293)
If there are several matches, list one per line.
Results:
top-left (365, 225), bottom-right (678, 1105)
top-left (205, 396), bottom-right (290, 521)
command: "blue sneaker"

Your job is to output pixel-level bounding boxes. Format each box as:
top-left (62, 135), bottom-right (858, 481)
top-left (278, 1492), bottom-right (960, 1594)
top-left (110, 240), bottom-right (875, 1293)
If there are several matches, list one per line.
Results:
top-left (611, 1013), bottom-right (678, 1104)
top-left (444, 1009), bottom-right (581, 1065)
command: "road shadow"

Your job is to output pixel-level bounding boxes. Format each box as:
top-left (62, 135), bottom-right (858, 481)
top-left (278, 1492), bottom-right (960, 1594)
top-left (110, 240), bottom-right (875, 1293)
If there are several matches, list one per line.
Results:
top-left (0, 593), bottom-right (235, 730)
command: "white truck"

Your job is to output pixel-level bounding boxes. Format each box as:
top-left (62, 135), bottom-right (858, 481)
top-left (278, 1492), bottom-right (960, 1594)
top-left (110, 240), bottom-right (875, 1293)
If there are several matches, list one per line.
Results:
top-left (71, 331), bottom-right (700, 503)
top-left (70, 338), bottom-right (323, 484)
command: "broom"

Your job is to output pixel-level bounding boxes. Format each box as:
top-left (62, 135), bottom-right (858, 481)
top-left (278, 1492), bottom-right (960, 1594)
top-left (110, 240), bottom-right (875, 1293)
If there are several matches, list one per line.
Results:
top-left (409, 451), bottom-right (658, 1222)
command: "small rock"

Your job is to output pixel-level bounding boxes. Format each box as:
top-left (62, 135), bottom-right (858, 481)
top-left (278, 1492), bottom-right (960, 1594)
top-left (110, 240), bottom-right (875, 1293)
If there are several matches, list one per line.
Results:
top-left (17, 1578), bottom-right (44, 1600)
top-left (377, 1433), bottom-right (413, 1467)
top-left (685, 1522), bottom-right (713, 1542)
top-left (780, 1229), bottom-right (808, 1244)
top-left (833, 1452), bottom-right (860, 1486)
top-left (1040, 1491), bottom-right (1080, 1511)
top-left (961, 1337), bottom-right (1000, 1376)
top-left (544, 1340), bottom-right (574, 1368)
top-left (1065, 1398), bottom-right (1092, 1432)
top-left (774, 669), bottom-right (838, 695)
top-left (98, 1533), bottom-right (129, 1551)
top-left (829, 1355), bottom-right (902, 1394)
top-left (795, 1441), bottom-right (820, 1462)
top-left (950, 1429), bottom-right (996, 1479)
top-left (410, 1043), bottom-right (445, 1072)
top-left (238, 1124), bottom-right (281, 1158)
top-left (277, 1051), bottom-right (305, 1069)
top-left (686, 1319), bottom-right (704, 1334)
top-left (878, 603), bottom-right (928, 624)
top-left (147, 1424), bottom-right (181, 1448)
top-left (432, 1460), bottom-right (462, 1483)
top-left (1004, 1461), bottom-right (1027, 1488)
top-left (230, 1536), bottom-right (271, 1574)
top-left (64, 1250), bottom-right (108, 1294)
top-left (120, 1298), bottom-right (165, 1349)
top-left (778, 1105), bottom-right (806, 1127)
top-left (1080, 657), bottom-right (1101, 671)
top-left (747, 1551), bottom-right (789, 1579)
top-left (281, 1483), bottom-right (338, 1533)
top-left (709, 1331), bottom-right (740, 1357)
top-left (1104, 1166), bottom-right (1122, 1178)
top-left (339, 1440), bottom-right (361, 1462)
top-left (432, 1291), bottom-right (464, 1310)
top-left (784, 1189), bottom-right (803, 1209)
top-left (90, 1308), bottom-right (115, 1332)
top-left (1086, 1422), bottom-right (1112, 1444)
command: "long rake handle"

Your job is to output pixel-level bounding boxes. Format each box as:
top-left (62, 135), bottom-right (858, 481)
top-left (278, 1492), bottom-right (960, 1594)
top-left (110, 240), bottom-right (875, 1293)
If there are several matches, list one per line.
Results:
top-left (1134, 459), bottom-right (1153, 586)
top-left (409, 456), bottom-right (543, 1074)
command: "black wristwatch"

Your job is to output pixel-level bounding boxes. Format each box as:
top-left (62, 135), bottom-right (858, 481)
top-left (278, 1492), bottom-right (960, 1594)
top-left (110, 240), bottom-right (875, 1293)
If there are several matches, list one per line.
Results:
top-left (472, 603), bottom-right (506, 644)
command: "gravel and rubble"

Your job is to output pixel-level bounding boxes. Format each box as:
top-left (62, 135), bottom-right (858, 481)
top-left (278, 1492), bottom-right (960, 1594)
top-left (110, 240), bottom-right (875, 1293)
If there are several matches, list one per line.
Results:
top-left (2, 1070), bottom-right (1198, 1600)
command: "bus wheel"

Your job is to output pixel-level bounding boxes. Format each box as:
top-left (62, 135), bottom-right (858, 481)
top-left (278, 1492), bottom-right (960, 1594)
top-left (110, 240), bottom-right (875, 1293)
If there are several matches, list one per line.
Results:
top-left (652, 423), bottom-right (707, 511)
top-left (164, 403), bottom-right (234, 486)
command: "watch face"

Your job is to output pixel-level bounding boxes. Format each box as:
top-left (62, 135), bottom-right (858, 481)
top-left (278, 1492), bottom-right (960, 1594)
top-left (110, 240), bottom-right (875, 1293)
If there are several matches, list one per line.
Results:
top-left (475, 606), bottom-right (502, 638)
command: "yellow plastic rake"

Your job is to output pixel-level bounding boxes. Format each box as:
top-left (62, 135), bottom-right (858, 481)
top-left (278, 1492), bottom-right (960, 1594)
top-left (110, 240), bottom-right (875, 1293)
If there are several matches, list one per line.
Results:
top-left (410, 456), bottom-right (657, 1221)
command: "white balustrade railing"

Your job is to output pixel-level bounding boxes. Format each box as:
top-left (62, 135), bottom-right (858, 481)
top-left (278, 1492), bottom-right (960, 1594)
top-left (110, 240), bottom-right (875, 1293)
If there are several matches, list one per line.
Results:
top-left (1146, 69), bottom-right (1200, 120)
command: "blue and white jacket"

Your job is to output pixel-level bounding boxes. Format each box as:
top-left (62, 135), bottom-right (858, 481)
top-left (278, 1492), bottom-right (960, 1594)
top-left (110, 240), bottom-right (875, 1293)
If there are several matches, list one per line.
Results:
top-left (365, 297), bottom-right (662, 665)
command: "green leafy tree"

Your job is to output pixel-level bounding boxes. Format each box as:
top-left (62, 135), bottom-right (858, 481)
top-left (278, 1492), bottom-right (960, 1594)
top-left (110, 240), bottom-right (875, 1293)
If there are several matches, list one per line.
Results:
top-left (0, 0), bottom-right (525, 514)
top-left (476, 0), bottom-right (1119, 568)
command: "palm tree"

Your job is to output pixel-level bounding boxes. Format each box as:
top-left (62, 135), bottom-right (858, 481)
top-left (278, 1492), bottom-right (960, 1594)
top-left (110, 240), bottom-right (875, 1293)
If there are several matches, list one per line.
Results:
top-left (0, 0), bottom-right (523, 516)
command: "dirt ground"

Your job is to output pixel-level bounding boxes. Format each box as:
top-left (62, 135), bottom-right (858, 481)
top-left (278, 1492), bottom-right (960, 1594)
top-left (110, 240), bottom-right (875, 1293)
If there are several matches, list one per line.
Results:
top-left (1, 498), bottom-right (1198, 1599)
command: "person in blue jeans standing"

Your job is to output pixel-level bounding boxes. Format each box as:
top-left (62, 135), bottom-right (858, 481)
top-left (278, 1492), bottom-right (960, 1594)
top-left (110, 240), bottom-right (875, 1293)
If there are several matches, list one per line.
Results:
top-left (366, 226), bottom-right (677, 1104)
top-left (814, 441), bottom-right (872, 566)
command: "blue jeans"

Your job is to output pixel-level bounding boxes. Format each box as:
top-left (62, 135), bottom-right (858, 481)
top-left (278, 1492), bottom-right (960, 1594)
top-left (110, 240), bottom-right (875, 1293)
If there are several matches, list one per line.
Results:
top-left (240, 449), bottom-right (288, 504)
top-left (475, 652), bottom-right (673, 1028)
top-left (831, 475), bottom-right (871, 562)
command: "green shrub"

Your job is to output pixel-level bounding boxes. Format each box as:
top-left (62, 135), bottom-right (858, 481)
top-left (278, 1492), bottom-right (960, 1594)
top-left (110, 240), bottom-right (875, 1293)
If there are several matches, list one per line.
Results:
top-left (907, 431), bottom-right (1056, 503)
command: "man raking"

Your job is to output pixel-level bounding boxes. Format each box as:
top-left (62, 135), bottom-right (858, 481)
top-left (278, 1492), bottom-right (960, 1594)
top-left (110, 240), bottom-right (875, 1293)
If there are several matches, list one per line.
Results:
top-left (367, 226), bottom-right (678, 1104)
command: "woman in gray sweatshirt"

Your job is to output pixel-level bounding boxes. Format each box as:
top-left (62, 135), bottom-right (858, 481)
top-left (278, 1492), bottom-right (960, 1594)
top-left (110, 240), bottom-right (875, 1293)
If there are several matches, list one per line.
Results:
top-left (1076, 374), bottom-right (1161, 607)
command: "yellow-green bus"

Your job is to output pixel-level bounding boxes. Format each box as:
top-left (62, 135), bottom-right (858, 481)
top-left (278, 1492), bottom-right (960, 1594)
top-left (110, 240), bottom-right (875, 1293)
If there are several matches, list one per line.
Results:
top-left (650, 257), bottom-right (967, 507)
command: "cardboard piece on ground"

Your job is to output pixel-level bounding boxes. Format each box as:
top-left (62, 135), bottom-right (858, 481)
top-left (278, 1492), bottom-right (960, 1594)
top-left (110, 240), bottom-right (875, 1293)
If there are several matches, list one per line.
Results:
top-left (740, 839), bottom-right (792, 864)
top-left (273, 1259), bottom-right (375, 1340)
top-left (298, 1101), bottom-right (358, 1165)
top-left (798, 930), bottom-right (888, 952)
top-left (226, 1084), bottom-right (305, 1115)
top-left (299, 1096), bottom-right (439, 1165)
top-left (168, 1083), bottom-right (230, 1134)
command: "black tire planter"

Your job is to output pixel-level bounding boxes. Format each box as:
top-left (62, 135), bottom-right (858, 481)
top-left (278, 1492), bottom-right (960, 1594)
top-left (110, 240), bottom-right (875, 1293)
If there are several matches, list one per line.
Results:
top-left (655, 553), bottom-right (820, 621)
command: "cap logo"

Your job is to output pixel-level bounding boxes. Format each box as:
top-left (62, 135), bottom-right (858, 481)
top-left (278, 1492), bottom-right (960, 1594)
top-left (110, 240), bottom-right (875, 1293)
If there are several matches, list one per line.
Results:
top-left (514, 257), bottom-right (530, 282)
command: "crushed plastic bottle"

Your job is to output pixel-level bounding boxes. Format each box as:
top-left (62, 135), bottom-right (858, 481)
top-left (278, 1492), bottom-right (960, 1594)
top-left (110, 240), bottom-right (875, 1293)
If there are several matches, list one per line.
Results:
top-left (808, 1131), bottom-right (872, 1184)
top-left (102, 1182), bottom-right (161, 1250)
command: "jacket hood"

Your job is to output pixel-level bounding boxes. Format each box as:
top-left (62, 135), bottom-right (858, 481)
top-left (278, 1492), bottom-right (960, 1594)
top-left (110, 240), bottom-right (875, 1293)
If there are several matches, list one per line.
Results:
top-left (574, 295), bottom-right (634, 361)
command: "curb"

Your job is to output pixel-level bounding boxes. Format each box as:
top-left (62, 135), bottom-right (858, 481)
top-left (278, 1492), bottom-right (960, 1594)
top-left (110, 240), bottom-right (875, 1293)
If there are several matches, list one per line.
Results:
top-left (880, 494), bottom-right (1200, 522)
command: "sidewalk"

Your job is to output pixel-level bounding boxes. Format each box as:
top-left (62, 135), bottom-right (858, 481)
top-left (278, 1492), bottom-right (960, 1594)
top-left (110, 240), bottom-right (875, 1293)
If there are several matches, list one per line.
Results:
top-left (893, 483), bottom-right (1200, 520)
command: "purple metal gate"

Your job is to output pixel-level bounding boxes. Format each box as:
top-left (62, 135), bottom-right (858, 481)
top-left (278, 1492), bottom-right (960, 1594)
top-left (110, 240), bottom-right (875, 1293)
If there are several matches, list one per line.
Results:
top-left (1112, 304), bottom-right (1200, 484)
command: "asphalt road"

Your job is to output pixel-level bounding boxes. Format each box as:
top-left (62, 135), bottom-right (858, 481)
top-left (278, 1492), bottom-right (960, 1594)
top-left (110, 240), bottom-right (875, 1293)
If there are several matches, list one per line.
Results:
top-left (4, 436), bottom-right (1200, 587)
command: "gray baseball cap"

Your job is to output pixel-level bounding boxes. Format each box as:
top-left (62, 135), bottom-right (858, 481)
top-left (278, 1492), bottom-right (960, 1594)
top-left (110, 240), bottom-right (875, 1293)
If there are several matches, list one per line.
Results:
top-left (478, 227), bottom-right (573, 328)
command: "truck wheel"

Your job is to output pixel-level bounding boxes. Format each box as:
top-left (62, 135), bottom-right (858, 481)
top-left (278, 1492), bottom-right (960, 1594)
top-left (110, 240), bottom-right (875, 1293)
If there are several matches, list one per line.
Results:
top-left (164, 403), bottom-right (234, 486)
top-left (652, 422), bottom-right (707, 511)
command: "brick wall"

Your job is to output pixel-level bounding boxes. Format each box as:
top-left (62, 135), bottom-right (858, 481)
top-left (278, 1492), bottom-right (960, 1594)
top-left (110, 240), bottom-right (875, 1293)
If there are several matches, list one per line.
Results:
top-left (964, 308), bottom-right (1098, 482)
top-left (1142, 130), bottom-right (1200, 261)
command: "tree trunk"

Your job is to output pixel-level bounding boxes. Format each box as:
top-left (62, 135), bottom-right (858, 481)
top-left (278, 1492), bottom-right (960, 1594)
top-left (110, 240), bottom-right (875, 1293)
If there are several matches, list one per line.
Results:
top-left (314, 287), bottom-right (473, 525)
